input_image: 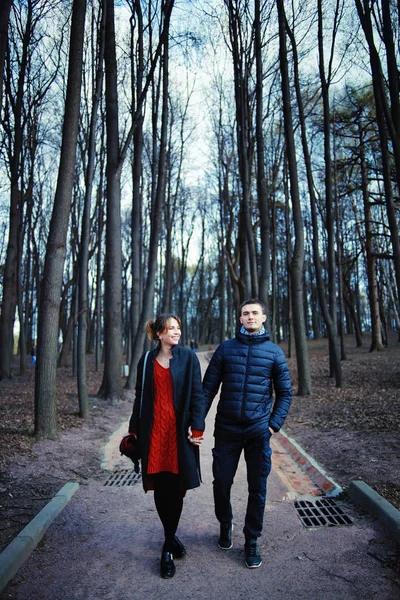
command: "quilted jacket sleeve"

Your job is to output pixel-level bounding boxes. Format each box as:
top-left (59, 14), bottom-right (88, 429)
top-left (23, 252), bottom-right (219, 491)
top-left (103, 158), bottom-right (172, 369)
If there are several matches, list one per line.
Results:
top-left (188, 352), bottom-right (207, 431)
top-left (268, 347), bottom-right (292, 432)
top-left (202, 344), bottom-right (224, 415)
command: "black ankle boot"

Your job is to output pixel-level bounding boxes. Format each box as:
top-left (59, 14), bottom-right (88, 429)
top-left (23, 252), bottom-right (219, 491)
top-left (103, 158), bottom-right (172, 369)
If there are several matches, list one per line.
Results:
top-left (172, 536), bottom-right (187, 559)
top-left (160, 551), bottom-right (176, 578)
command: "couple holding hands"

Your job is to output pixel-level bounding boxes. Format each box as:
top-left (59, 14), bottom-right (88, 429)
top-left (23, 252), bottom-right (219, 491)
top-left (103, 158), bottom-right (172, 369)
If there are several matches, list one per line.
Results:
top-left (122, 299), bottom-right (292, 578)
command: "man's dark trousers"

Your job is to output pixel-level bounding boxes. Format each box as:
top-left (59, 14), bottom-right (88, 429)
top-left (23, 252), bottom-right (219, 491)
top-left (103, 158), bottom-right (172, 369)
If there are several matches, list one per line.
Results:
top-left (212, 430), bottom-right (272, 540)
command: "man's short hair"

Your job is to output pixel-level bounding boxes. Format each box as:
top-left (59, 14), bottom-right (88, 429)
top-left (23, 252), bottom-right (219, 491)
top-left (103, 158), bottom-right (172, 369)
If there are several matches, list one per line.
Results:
top-left (239, 298), bottom-right (266, 316)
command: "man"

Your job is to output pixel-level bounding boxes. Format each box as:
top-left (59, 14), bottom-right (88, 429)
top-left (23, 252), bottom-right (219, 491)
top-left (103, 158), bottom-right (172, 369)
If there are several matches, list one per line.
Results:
top-left (202, 299), bottom-right (292, 569)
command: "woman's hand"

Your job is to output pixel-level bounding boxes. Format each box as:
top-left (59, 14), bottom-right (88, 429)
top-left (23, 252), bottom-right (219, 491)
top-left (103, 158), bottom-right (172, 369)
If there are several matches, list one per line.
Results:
top-left (188, 427), bottom-right (204, 445)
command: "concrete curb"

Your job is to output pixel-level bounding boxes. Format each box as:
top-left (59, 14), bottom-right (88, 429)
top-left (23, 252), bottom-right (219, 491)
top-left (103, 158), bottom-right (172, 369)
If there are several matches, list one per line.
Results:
top-left (277, 429), bottom-right (343, 496)
top-left (349, 479), bottom-right (400, 544)
top-left (0, 481), bottom-right (79, 593)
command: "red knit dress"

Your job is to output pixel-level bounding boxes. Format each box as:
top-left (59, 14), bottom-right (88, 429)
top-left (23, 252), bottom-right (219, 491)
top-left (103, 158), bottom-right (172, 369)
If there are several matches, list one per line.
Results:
top-left (147, 360), bottom-right (179, 475)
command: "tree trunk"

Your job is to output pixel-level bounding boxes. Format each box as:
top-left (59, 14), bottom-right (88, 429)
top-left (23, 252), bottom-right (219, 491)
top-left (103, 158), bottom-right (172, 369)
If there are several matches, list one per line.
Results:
top-left (255, 0), bottom-right (271, 315)
top-left (127, 4), bottom-right (171, 388)
top-left (95, 178), bottom-right (105, 372)
top-left (34, 0), bottom-right (86, 439)
top-left (77, 1), bottom-right (105, 418)
top-left (284, 161), bottom-right (294, 356)
top-left (98, 0), bottom-right (123, 405)
top-left (130, 0), bottom-right (144, 353)
top-left (0, 1), bottom-right (32, 380)
top-left (355, 0), bottom-right (400, 314)
top-left (162, 167), bottom-right (174, 312)
top-left (277, 0), bottom-right (312, 395)
top-left (317, 0), bottom-right (342, 382)
top-left (343, 277), bottom-right (363, 347)
top-left (270, 193), bottom-right (277, 341)
top-left (225, 0), bottom-right (258, 298)
top-left (358, 125), bottom-right (384, 351)
top-left (285, 11), bottom-right (342, 386)
top-left (58, 297), bottom-right (75, 368)
top-left (0, 0), bottom-right (12, 111)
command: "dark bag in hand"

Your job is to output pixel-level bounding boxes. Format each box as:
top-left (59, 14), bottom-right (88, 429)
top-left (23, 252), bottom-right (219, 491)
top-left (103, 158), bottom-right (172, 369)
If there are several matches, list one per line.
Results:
top-left (119, 434), bottom-right (140, 473)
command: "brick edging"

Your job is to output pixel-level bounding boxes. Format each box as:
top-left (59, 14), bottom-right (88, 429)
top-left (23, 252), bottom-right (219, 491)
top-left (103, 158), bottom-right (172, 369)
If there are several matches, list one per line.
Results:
top-left (276, 430), bottom-right (343, 496)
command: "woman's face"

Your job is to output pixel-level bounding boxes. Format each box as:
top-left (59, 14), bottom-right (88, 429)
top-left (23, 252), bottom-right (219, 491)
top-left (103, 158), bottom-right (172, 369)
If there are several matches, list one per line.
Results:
top-left (158, 318), bottom-right (181, 347)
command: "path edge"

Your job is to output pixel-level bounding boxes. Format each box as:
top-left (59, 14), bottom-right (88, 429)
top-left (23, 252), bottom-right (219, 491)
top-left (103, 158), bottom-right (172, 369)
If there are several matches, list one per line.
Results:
top-left (0, 481), bottom-right (79, 593)
top-left (277, 429), bottom-right (343, 496)
top-left (349, 479), bottom-right (400, 544)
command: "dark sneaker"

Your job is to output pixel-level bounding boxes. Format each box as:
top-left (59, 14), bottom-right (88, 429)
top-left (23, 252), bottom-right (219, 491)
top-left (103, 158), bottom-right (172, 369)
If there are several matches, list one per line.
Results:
top-left (244, 541), bottom-right (262, 568)
top-left (218, 523), bottom-right (233, 549)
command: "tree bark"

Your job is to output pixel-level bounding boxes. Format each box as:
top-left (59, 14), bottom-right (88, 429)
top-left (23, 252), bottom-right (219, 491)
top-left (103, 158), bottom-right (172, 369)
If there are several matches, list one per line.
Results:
top-left (286, 9), bottom-right (342, 386)
top-left (358, 125), bottom-right (384, 351)
top-left (130, 0), bottom-right (144, 356)
top-left (355, 0), bottom-right (400, 314)
top-left (0, 0), bottom-right (12, 112)
top-left (277, 0), bottom-right (312, 395)
top-left (77, 1), bottom-right (105, 417)
top-left (126, 2), bottom-right (172, 388)
top-left (95, 173), bottom-right (105, 372)
top-left (97, 0), bottom-right (123, 405)
top-left (225, 0), bottom-right (258, 298)
top-left (0, 1), bottom-right (32, 379)
top-left (34, 0), bottom-right (86, 439)
top-left (317, 0), bottom-right (342, 383)
top-left (255, 0), bottom-right (271, 315)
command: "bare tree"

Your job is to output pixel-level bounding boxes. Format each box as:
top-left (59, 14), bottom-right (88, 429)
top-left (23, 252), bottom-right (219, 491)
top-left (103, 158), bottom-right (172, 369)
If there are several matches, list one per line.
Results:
top-left (34, 0), bottom-right (87, 439)
top-left (0, 0), bottom-right (12, 113)
top-left (0, 0), bottom-right (58, 379)
top-left (162, 84), bottom-right (196, 316)
top-left (355, 109), bottom-right (384, 351)
top-left (129, 0), bottom-right (145, 364)
top-left (285, 6), bottom-right (342, 386)
top-left (0, 1), bottom-right (33, 379)
top-left (276, 0), bottom-right (312, 395)
top-left (126, 0), bottom-right (173, 389)
top-left (225, 0), bottom-right (258, 299)
top-left (254, 0), bottom-right (271, 316)
top-left (94, 0), bottom-right (175, 395)
top-left (77, 2), bottom-right (105, 417)
top-left (317, 0), bottom-right (344, 384)
top-left (97, 0), bottom-right (123, 405)
top-left (355, 0), bottom-right (400, 313)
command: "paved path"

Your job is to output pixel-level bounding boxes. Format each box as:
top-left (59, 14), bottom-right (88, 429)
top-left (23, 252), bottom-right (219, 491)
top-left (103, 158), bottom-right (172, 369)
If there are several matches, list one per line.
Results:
top-left (2, 353), bottom-right (399, 599)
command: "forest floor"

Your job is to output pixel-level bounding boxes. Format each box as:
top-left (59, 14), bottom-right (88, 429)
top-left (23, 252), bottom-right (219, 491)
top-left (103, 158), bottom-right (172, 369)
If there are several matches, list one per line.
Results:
top-left (0, 332), bottom-right (399, 555)
top-left (283, 331), bottom-right (400, 512)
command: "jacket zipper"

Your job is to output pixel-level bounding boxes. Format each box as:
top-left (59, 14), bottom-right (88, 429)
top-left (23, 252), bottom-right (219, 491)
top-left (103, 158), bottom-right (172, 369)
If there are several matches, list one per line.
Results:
top-left (241, 340), bottom-right (252, 419)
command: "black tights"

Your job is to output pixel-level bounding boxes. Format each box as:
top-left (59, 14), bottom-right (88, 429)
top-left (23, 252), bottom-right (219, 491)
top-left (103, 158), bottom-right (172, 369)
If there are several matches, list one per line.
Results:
top-left (153, 473), bottom-right (184, 552)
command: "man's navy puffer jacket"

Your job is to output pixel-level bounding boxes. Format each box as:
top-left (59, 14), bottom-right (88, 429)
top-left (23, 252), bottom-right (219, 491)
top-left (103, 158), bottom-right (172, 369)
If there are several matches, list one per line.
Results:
top-left (203, 328), bottom-right (292, 439)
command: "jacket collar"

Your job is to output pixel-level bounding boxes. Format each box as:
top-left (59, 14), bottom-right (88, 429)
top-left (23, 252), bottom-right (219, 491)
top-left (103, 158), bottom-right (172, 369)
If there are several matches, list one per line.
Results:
top-left (239, 324), bottom-right (266, 337)
top-left (236, 327), bottom-right (270, 343)
top-left (152, 345), bottom-right (180, 358)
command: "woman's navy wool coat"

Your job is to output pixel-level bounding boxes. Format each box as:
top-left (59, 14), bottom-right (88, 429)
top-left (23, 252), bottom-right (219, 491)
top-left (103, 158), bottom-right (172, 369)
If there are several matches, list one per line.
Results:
top-left (129, 346), bottom-right (206, 493)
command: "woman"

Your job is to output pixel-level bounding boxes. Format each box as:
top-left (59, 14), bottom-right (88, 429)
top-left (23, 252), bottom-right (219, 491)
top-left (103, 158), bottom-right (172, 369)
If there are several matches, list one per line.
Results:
top-left (127, 314), bottom-right (205, 579)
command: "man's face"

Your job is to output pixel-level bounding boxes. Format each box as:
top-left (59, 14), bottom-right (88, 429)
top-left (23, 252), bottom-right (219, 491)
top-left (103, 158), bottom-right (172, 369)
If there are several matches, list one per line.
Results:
top-left (239, 304), bottom-right (266, 333)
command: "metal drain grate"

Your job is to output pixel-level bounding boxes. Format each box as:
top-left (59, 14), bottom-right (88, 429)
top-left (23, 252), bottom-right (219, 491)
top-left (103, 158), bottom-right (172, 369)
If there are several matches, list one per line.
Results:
top-left (104, 469), bottom-right (141, 487)
top-left (295, 497), bottom-right (353, 528)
